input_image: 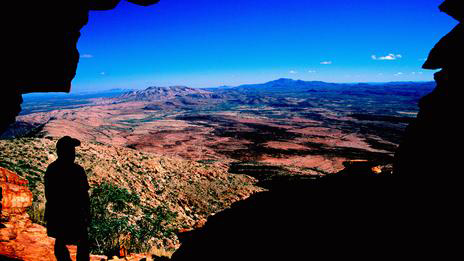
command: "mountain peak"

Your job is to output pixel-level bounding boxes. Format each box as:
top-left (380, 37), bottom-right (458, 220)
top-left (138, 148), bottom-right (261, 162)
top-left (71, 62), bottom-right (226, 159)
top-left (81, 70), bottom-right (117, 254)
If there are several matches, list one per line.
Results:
top-left (266, 78), bottom-right (329, 85)
top-left (119, 86), bottom-right (211, 101)
top-left (270, 78), bottom-right (297, 83)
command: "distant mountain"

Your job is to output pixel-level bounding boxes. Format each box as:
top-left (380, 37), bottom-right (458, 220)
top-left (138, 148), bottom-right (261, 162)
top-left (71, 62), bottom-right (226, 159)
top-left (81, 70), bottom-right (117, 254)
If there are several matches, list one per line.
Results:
top-left (206, 79), bottom-right (436, 100)
top-left (115, 86), bottom-right (226, 110)
top-left (119, 80), bottom-right (435, 102)
top-left (209, 78), bottom-right (344, 93)
top-left (22, 79), bottom-right (433, 115)
top-left (239, 78), bottom-right (341, 89)
top-left (203, 85), bottom-right (234, 90)
top-left (211, 78), bottom-right (435, 92)
top-left (119, 86), bottom-right (214, 101)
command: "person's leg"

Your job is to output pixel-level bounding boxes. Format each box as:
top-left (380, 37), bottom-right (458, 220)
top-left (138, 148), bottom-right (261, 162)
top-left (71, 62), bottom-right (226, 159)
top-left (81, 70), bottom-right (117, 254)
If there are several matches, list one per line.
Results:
top-left (54, 238), bottom-right (72, 261)
top-left (76, 234), bottom-right (90, 261)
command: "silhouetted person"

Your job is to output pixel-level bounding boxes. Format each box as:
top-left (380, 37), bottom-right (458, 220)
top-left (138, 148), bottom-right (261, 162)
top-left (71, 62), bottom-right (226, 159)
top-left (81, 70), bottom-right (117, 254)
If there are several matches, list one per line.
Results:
top-left (44, 136), bottom-right (90, 261)
top-left (2, 0), bottom-right (159, 134)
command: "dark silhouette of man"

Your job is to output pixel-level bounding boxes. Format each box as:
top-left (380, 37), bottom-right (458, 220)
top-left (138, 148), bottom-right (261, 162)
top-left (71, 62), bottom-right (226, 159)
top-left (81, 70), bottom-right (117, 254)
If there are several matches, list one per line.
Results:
top-left (2, 0), bottom-right (159, 134)
top-left (44, 136), bottom-right (90, 261)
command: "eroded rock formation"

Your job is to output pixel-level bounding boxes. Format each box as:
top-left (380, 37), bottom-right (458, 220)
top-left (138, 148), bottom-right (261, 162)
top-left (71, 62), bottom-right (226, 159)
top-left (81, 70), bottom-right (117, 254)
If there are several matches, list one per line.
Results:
top-left (394, 0), bottom-right (463, 181)
top-left (0, 167), bottom-right (33, 243)
top-left (172, 2), bottom-right (464, 259)
top-left (171, 161), bottom-right (398, 260)
top-left (2, 0), bottom-right (160, 134)
top-left (0, 168), bottom-right (32, 217)
top-left (0, 167), bottom-right (52, 260)
top-left (0, 167), bottom-right (135, 261)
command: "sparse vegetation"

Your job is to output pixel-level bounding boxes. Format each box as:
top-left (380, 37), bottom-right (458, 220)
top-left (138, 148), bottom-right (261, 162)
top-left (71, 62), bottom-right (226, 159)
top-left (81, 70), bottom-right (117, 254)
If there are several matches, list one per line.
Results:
top-left (27, 202), bottom-right (46, 226)
top-left (89, 182), bottom-right (178, 256)
top-left (0, 137), bottom-right (261, 254)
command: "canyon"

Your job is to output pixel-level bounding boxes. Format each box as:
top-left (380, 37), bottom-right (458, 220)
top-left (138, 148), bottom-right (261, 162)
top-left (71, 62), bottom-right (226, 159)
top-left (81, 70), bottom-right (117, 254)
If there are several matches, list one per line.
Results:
top-left (1, 78), bottom-right (436, 259)
top-left (9, 79), bottom-right (434, 174)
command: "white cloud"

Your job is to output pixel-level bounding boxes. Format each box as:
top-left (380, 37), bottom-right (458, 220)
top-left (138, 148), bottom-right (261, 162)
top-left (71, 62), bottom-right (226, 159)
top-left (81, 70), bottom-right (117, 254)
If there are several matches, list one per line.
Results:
top-left (320, 61), bottom-right (332, 65)
top-left (308, 70), bottom-right (316, 73)
top-left (372, 53), bottom-right (402, 61)
top-left (99, 72), bottom-right (106, 76)
top-left (394, 72), bottom-right (403, 76)
top-left (289, 70), bottom-right (298, 74)
top-left (80, 54), bottom-right (94, 59)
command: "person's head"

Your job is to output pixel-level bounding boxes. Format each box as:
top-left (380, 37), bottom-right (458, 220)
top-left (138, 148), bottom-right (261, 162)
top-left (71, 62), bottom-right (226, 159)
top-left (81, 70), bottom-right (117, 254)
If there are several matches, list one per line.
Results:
top-left (56, 136), bottom-right (81, 162)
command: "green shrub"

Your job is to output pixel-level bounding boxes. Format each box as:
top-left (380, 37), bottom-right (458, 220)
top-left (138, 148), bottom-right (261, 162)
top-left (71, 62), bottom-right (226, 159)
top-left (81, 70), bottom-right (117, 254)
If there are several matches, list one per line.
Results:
top-left (89, 183), bottom-right (139, 256)
top-left (89, 183), bottom-right (177, 257)
top-left (130, 205), bottom-right (178, 252)
top-left (27, 202), bottom-right (46, 226)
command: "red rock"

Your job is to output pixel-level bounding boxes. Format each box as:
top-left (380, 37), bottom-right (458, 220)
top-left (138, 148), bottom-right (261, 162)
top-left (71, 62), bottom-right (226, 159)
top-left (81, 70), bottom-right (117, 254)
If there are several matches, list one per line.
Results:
top-left (0, 167), bottom-right (33, 216)
top-left (193, 219), bottom-right (207, 229)
top-left (0, 167), bottom-right (33, 243)
top-left (0, 167), bottom-right (105, 261)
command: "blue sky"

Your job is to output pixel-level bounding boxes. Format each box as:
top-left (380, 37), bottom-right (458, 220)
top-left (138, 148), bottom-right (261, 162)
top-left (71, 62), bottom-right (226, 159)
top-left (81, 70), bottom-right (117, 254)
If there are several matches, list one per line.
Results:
top-left (72, 0), bottom-right (457, 91)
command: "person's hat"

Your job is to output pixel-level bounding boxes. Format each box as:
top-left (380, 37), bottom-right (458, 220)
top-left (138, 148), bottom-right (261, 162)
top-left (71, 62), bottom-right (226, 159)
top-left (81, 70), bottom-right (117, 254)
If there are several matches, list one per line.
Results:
top-left (56, 136), bottom-right (81, 150)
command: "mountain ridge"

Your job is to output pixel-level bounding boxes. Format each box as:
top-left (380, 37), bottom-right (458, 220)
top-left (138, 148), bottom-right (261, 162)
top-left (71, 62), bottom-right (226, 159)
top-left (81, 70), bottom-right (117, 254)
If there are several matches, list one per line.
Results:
top-left (119, 86), bottom-right (213, 101)
top-left (205, 78), bottom-right (435, 91)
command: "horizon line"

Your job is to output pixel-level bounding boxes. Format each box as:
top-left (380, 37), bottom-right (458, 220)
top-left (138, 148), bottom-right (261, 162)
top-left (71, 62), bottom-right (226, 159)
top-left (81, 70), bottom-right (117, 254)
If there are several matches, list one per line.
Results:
top-left (24, 78), bottom-right (435, 97)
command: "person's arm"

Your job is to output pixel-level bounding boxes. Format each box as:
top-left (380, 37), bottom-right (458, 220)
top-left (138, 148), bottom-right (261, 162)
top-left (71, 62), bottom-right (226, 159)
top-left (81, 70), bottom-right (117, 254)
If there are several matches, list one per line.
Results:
top-left (44, 166), bottom-right (52, 202)
top-left (77, 166), bottom-right (91, 223)
top-left (44, 165), bottom-right (55, 221)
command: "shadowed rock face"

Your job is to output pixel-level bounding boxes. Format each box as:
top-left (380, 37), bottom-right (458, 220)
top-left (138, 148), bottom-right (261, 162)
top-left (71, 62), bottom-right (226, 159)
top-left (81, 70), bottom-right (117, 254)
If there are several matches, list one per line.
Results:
top-left (2, 0), bottom-right (159, 134)
top-left (171, 1), bottom-right (463, 260)
top-left (171, 158), bottom-right (462, 260)
top-left (438, 0), bottom-right (463, 21)
top-left (394, 0), bottom-right (463, 179)
top-left (1, 1), bottom-right (462, 259)
top-left (11, 0), bottom-right (158, 94)
top-left (170, 163), bottom-right (458, 260)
